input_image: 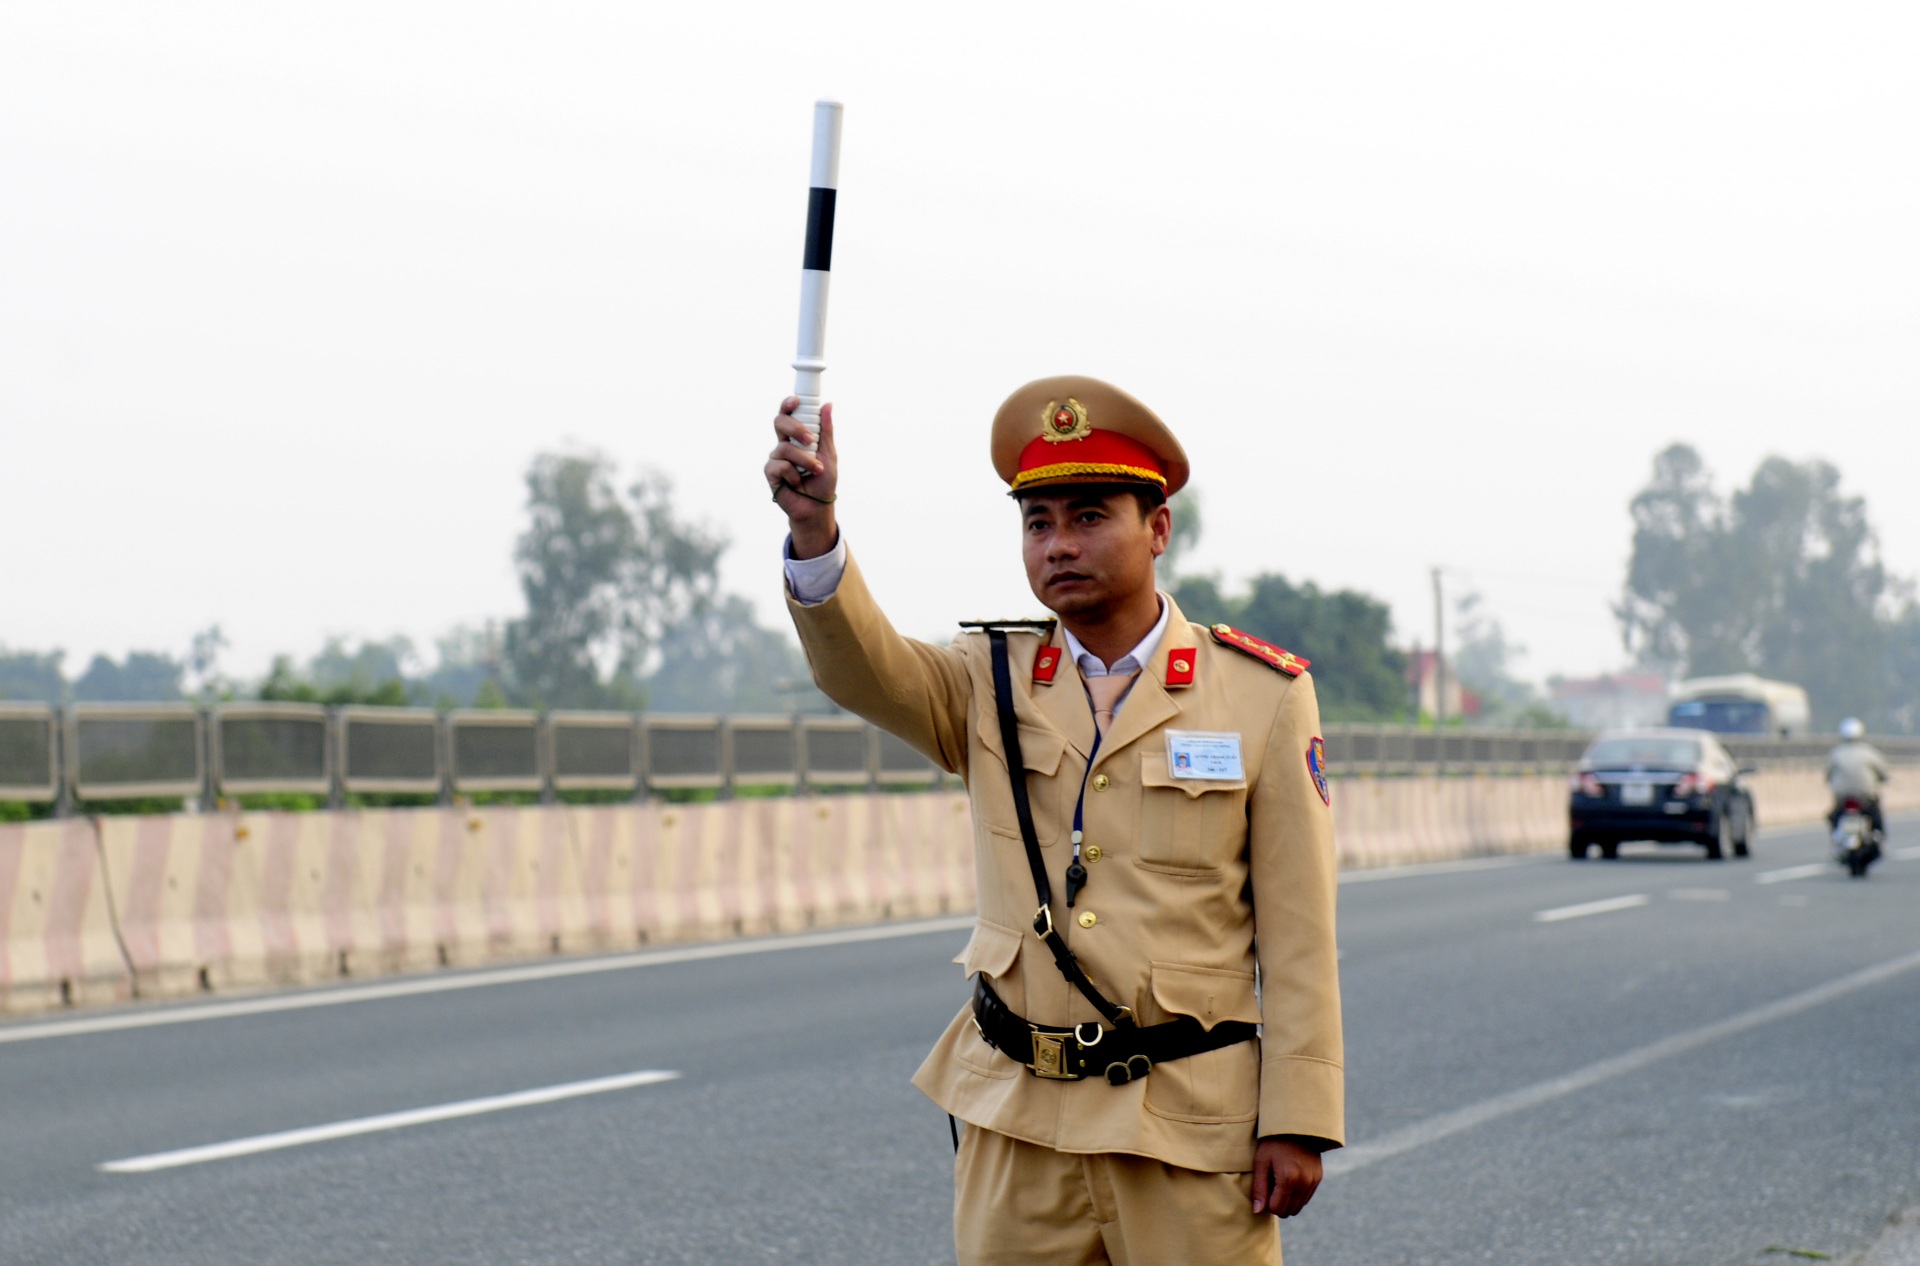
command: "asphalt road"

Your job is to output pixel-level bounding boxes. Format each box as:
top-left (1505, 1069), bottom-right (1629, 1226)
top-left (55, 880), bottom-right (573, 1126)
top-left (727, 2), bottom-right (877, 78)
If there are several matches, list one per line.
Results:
top-left (2, 817), bottom-right (1918, 1265)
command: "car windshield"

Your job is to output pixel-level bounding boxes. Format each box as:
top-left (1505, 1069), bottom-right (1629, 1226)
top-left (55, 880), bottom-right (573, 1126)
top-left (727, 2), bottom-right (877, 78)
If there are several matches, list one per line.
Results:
top-left (1666, 699), bottom-right (1771, 735)
top-left (1584, 738), bottom-right (1701, 769)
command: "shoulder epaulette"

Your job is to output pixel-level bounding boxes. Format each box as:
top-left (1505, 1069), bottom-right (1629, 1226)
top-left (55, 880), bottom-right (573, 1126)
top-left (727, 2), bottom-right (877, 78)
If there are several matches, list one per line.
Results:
top-left (1210, 623), bottom-right (1308, 677)
top-left (957, 618), bottom-right (1056, 632)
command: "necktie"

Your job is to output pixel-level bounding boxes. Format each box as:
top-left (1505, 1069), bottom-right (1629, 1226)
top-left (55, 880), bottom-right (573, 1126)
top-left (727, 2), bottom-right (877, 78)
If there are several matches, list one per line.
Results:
top-left (1085, 671), bottom-right (1139, 738)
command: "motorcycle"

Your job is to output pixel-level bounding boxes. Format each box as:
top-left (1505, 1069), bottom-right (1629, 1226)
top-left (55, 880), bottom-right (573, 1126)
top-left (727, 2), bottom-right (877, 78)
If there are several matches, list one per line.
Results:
top-left (1832, 798), bottom-right (1881, 878)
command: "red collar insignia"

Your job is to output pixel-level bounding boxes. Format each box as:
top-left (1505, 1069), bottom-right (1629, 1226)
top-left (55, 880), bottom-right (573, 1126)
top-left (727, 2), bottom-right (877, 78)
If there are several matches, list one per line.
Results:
top-left (1165, 647), bottom-right (1195, 687)
top-left (1032, 646), bottom-right (1060, 684)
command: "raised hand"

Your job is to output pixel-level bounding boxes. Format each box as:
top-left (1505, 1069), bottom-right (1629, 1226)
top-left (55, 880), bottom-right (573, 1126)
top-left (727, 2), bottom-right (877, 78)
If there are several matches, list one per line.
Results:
top-left (765, 397), bottom-right (839, 559)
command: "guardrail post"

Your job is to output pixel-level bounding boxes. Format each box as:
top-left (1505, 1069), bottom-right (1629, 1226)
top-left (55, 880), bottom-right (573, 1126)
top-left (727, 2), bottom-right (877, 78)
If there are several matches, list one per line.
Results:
top-left (793, 716), bottom-right (809, 798)
top-left (436, 712), bottom-right (453, 807)
top-left (537, 712), bottom-right (556, 805)
top-left (633, 716), bottom-right (650, 803)
top-left (325, 708), bottom-right (345, 809)
top-left (53, 706), bottom-right (73, 819)
top-left (200, 706), bottom-right (217, 812)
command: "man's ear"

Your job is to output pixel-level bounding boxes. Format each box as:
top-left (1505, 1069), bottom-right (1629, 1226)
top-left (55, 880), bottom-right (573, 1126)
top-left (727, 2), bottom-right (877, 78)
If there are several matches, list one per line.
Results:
top-left (1148, 502), bottom-right (1173, 556)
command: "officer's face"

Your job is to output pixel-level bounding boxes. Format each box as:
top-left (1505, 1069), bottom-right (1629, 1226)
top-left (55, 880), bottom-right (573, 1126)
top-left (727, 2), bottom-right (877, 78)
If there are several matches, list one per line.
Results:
top-left (1019, 490), bottom-right (1171, 619)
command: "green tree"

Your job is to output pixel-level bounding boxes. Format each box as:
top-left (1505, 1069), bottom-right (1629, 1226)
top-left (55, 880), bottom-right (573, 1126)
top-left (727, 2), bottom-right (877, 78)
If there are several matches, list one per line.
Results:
top-left (1618, 444), bottom-right (1898, 728)
top-left (503, 454), bottom-right (725, 709)
top-left (187, 625), bottom-right (231, 700)
top-left (0, 649), bottom-right (65, 703)
top-left (647, 594), bottom-right (829, 714)
top-left (259, 653), bottom-right (412, 714)
top-left (73, 651), bottom-right (184, 701)
top-left (1169, 573), bottom-right (1409, 722)
top-left (423, 624), bottom-right (506, 708)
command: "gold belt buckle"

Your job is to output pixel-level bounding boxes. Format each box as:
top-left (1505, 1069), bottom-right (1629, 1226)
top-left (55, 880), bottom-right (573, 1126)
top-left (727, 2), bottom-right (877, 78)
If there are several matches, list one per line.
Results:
top-left (1029, 1030), bottom-right (1077, 1080)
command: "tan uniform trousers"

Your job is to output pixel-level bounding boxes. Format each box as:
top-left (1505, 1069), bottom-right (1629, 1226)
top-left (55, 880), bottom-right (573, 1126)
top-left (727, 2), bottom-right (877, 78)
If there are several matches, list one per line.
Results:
top-left (954, 1126), bottom-right (1279, 1266)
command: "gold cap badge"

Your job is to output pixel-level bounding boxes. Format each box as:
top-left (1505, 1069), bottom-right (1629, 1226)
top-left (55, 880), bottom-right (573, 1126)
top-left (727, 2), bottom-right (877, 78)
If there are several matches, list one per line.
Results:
top-left (1041, 397), bottom-right (1092, 443)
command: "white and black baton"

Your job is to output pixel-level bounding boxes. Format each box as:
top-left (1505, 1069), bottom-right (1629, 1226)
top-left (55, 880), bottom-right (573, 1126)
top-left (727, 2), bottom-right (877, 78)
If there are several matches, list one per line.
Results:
top-left (792, 99), bottom-right (842, 453)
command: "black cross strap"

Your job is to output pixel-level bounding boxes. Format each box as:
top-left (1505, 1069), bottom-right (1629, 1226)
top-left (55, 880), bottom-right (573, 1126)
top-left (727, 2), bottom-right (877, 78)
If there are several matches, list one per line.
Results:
top-left (986, 629), bottom-right (1133, 1029)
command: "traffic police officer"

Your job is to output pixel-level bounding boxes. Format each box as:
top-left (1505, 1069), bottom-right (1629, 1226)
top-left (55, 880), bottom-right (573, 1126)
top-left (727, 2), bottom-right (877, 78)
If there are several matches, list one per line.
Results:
top-left (765, 376), bottom-right (1344, 1265)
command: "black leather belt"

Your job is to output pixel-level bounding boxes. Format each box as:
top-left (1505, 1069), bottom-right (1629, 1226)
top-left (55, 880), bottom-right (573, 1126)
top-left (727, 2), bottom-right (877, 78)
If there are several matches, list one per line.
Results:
top-left (972, 977), bottom-right (1257, 1085)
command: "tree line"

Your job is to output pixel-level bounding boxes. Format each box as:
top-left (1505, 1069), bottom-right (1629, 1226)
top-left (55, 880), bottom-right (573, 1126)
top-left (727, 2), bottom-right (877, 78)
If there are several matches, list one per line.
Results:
top-left (2, 456), bottom-right (1550, 723)
top-left (1619, 444), bottom-right (1920, 732)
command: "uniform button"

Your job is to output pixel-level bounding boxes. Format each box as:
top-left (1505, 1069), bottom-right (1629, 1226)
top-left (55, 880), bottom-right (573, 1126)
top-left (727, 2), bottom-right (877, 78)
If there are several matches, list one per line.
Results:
top-left (1092, 774), bottom-right (1111, 791)
top-left (1084, 845), bottom-right (1103, 862)
top-left (1078, 911), bottom-right (1097, 928)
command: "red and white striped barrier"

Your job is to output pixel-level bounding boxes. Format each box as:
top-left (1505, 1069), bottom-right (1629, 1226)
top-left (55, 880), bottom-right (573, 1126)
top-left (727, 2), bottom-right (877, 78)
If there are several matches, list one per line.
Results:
top-left (0, 819), bottom-right (131, 1012)
top-left (6, 770), bottom-right (1917, 1015)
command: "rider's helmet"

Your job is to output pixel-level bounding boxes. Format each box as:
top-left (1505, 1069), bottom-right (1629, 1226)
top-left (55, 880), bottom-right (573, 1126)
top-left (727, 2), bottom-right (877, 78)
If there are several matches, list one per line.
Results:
top-left (1839, 717), bottom-right (1865, 740)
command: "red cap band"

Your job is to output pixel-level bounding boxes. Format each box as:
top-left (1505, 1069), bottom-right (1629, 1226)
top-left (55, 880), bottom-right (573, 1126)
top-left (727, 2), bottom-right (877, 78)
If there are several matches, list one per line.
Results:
top-left (1012, 430), bottom-right (1168, 492)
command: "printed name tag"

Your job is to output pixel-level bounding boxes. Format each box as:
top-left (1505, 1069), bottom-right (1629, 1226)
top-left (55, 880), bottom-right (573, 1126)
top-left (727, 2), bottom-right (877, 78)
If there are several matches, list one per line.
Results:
top-left (1166, 730), bottom-right (1244, 781)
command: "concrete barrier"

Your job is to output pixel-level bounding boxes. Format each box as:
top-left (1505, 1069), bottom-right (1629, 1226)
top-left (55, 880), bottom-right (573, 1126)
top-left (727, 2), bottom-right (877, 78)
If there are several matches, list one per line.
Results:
top-left (0, 819), bottom-right (133, 1011)
top-left (3, 769), bottom-right (1915, 1015)
top-left (1330, 763), bottom-right (1920, 870)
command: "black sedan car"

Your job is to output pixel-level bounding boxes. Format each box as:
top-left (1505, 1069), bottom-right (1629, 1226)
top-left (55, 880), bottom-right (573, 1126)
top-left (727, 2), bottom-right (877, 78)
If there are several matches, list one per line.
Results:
top-left (1568, 728), bottom-right (1756, 860)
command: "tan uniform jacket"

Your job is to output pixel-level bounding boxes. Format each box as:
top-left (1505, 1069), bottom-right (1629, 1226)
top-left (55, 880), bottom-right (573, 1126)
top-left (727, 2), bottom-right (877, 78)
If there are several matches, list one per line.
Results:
top-left (788, 554), bottom-right (1344, 1173)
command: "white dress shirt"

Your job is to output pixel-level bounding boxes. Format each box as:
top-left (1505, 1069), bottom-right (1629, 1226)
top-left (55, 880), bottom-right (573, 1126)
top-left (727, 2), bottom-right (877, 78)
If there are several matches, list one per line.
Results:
top-left (1062, 596), bottom-right (1169, 677)
top-left (784, 532), bottom-right (849, 607)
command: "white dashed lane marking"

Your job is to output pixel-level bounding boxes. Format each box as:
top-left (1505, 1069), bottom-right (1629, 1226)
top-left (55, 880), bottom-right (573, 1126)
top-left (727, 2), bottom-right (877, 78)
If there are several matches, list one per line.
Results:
top-left (1755, 863), bottom-right (1828, 885)
top-left (98, 1070), bottom-right (683, 1173)
top-left (1534, 894), bottom-right (1650, 923)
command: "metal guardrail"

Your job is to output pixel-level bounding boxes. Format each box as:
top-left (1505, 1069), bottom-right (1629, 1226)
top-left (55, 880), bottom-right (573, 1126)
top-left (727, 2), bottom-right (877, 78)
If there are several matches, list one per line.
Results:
top-left (70, 704), bottom-right (203, 801)
top-left (214, 703), bottom-right (330, 796)
top-left (4, 704), bottom-right (1913, 811)
top-left (549, 711), bottom-right (636, 792)
top-left (448, 709), bottom-right (543, 794)
top-left (1325, 725), bottom-right (1595, 775)
top-left (0, 703), bottom-right (57, 802)
top-left (338, 706), bottom-right (441, 796)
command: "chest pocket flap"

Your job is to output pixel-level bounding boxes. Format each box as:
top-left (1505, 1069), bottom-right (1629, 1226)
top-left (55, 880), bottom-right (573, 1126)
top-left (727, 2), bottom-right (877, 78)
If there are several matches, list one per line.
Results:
top-left (1150, 962), bottom-right (1261, 1030)
top-left (975, 714), bottom-right (1067, 776)
top-left (1141, 751), bottom-right (1247, 798)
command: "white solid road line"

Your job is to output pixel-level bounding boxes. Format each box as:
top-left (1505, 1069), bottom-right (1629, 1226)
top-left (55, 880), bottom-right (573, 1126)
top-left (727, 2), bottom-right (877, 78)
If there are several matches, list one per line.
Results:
top-left (1326, 946), bottom-right (1920, 1179)
top-left (1339, 855), bottom-right (1546, 885)
top-left (1755, 863), bottom-right (1828, 885)
top-left (1533, 894), bottom-right (1650, 923)
top-left (98, 1070), bottom-right (682, 1174)
top-left (1892, 846), bottom-right (1920, 861)
top-left (7, 856), bottom-right (1553, 1047)
top-left (0, 916), bottom-right (974, 1047)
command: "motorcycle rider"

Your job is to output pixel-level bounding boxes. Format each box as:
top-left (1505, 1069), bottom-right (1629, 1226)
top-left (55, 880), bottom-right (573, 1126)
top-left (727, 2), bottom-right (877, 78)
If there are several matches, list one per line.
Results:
top-left (1827, 717), bottom-right (1889, 842)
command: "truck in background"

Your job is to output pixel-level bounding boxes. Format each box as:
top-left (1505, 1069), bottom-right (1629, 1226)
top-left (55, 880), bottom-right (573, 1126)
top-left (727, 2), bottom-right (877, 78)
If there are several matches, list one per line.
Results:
top-left (1666, 674), bottom-right (1812, 738)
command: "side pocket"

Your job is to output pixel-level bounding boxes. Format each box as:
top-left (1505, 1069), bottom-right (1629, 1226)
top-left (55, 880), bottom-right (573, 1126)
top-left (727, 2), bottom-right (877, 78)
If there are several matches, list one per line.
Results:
top-left (1143, 962), bottom-right (1262, 1123)
top-left (954, 919), bottom-right (1025, 1078)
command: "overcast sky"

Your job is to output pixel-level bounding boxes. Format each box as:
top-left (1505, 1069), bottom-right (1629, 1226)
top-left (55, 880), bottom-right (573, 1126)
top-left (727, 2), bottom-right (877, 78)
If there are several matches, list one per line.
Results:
top-left (3, 2), bottom-right (1916, 689)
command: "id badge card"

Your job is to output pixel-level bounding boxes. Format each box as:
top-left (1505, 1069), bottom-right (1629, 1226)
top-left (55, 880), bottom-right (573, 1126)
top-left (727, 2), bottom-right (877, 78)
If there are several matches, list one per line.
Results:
top-left (1165, 730), bottom-right (1245, 781)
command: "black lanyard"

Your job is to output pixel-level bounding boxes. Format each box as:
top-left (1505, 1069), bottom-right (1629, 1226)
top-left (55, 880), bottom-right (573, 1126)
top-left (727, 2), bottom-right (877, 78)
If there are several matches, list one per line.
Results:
top-left (986, 629), bottom-right (1134, 1029)
top-left (1065, 727), bottom-right (1099, 907)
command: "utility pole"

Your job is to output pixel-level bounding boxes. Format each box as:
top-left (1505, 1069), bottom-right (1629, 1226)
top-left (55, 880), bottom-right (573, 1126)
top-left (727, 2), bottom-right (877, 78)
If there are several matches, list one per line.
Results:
top-left (1431, 566), bottom-right (1446, 729)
